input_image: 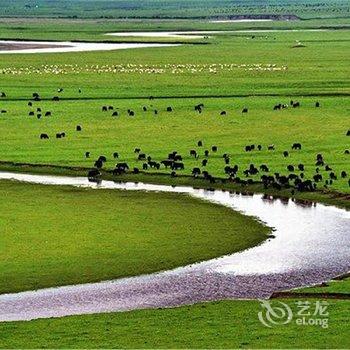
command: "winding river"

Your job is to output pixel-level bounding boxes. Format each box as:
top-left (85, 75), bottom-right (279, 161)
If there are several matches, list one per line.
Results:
top-left (0, 172), bottom-right (349, 322)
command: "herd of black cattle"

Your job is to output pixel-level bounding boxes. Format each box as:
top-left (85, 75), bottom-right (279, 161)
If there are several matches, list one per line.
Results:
top-left (1, 91), bottom-right (349, 193)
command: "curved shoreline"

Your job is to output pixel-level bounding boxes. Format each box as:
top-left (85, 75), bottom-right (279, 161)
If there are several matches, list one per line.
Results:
top-left (0, 171), bottom-right (349, 322)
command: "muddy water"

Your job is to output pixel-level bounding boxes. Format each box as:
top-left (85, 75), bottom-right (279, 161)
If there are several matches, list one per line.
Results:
top-left (0, 40), bottom-right (178, 54)
top-left (0, 172), bottom-right (349, 322)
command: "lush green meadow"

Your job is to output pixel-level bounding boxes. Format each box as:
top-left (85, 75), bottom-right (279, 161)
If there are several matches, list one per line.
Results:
top-left (0, 180), bottom-right (269, 294)
top-left (0, 28), bottom-right (349, 193)
top-left (0, 14), bottom-right (349, 349)
top-left (1, 290), bottom-right (349, 349)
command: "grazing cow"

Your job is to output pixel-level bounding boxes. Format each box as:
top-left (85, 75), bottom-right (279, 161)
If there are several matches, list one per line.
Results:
top-left (76, 125), bottom-right (82, 131)
top-left (298, 164), bottom-right (305, 171)
top-left (274, 104), bottom-right (281, 110)
top-left (192, 167), bottom-right (201, 177)
top-left (112, 111), bottom-right (119, 117)
top-left (28, 102), bottom-right (32, 106)
top-left (341, 171), bottom-right (347, 178)
top-left (172, 162), bottom-right (184, 170)
top-left (40, 133), bottom-right (49, 139)
top-left (138, 153), bottom-right (146, 160)
top-left (242, 108), bottom-right (248, 113)
top-left (161, 160), bottom-right (173, 168)
top-left (29, 111), bottom-right (34, 116)
top-left (45, 111), bottom-right (51, 116)
top-left (85, 152), bottom-right (90, 158)
top-left (315, 101), bottom-right (320, 107)
top-left (94, 160), bottom-right (103, 168)
top-left (134, 148), bottom-right (141, 153)
top-left (166, 107), bottom-right (173, 112)
top-left (154, 110), bottom-right (158, 115)
top-left (330, 172), bottom-right (337, 180)
top-left (292, 101), bottom-right (300, 108)
top-left (190, 150), bottom-right (197, 158)
top-left (37, 114), bottom-right (42, 119)
top-left (142, 163), bottom-right (148, 170)
top-left (202, 159), bottom-right (208, 167)
top-left (37, 107), bottom-right (41, 112)
top-left (198, 140), bottom-right (203, 147)
top-left (52, 96), bottom-right (59, 101)
top-left (313, 174), bottom-right (322, 182)
top-left (347, 130), bottom-right (350, 136)
top-left (287, 165), bottom-right (295, 172)
top-left (98, 155), bottom-right (107, 163)
top-left (225, 157), bottom-right (230, 164)
top-left (204, 150), bottom-right (209, 157)
top-left (108, 106), bottom-right (114, 110)
top-left (260, 164), bottom-right (269, 172)
top-left (56, 133), bottom-right (62, 139)
top-left (148, 161), bottom-right (160, 169)
top-left (292, 143), bottom-right (302, 150)
top-left (88, 169), bottom-right (100, 178)
top-left (174, 154), bottom-right (182, 161)
top-left (345, 150), bottom-right (350, 154)
top-left (245, 145), bottom-right (252, 152)
top-left (325, 165), bottom-right (332, 171)
top-left (102, 106), bottom-right (108, 112)
top-left (268, 144), bottom-right (275, 151)
top-left (0, 92), bottom-right (6, 98)
top-left (257, 145), bottom-right (262, 151)
top-left (128, 110), bottom-right (135, 116)
top-left (116, 162), bottom-right (129, 171)
top-left (220, 111), bottom-right (226, 116)
top-left (283, 151), bottom-right (289, 157)
top-left (143, 106), bottom-right (147, 112)
top-left (212, 146), bottom-right (218, 152)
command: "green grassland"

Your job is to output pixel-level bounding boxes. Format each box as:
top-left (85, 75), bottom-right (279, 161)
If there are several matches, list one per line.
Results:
top-left (0, 289), bottom-right (349, 348)
top-left (0, 17), bottom-right (349, 349)
top-left (0, 29), bottom-right (349, 193)
top-left (0, 180), bottom-right (269, 294)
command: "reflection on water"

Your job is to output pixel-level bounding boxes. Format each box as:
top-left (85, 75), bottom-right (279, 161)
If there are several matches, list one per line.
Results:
top-left (0, 171), bottom-right (349, 322)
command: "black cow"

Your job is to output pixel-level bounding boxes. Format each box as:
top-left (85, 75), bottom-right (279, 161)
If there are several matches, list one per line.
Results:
top-left (112, 111), bottom-right (119, 117)
top-left (346, 130), bottom-right (350, 136)
top-left (143, 163), bottom-right (148, 170)
top-left (98, 155), bottom-right (107, 163)
top-left (190, 150), bottom-right (197, 157)
top-left (257, 145), bottom-right (262, 151)
top-left (94, 159), bottom-right (103, 168)
top-left (298, 164), bottom-right (305, 171)
top-left (192, 167), bottom-right (201, 176)
top-left (268, 144), bottom-right (275, 151)
top-left (143, 106), bottom-right (147, 112)
top-left (29, 111), bottom-right (34, 116)
top-left (172, 162), bottom-right (184, 170)
top-left (76, 125), bottom-right (82, 131)
top-left (134, 148), bottom-right (141, 153)
top-left (198, 140), bottom-right (203, 147)
top-left (202, 159), bottom-right (208, 167)
top-left (102, 106), bottom-right (108, 112)
top-left (315, 101), bottom-right (320, 107)
top-left (242, 108), bottom-right (248, 113)
top-left (40, 133), bottom-right (49, 139)
top-left (292, 143), bottom-right (302, 150)
top-left (287, 165), bottom-right (295, 172)
top-left (166, 107), bottom-right (173, 112)
top-left (212, 146), bottom-right (218, 152)
top-left (220, 111), bottom-right (226, 116)
top-left (45, 111), bottom-right (51, 116)
top-left (52, 96), bottom-right (59, 101)
top-left (341, 171), bottom-right (347, 178)
top-left (85, 152), bottom-right (90, 158)
top-left (283, 151), bottom-right (289, 157)
top-left (88, 169), bottom-right (100, 178)
top-left (204, 150), bottom-right (209, 157)
top-left (161, 160), bottom-right (173, 168)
